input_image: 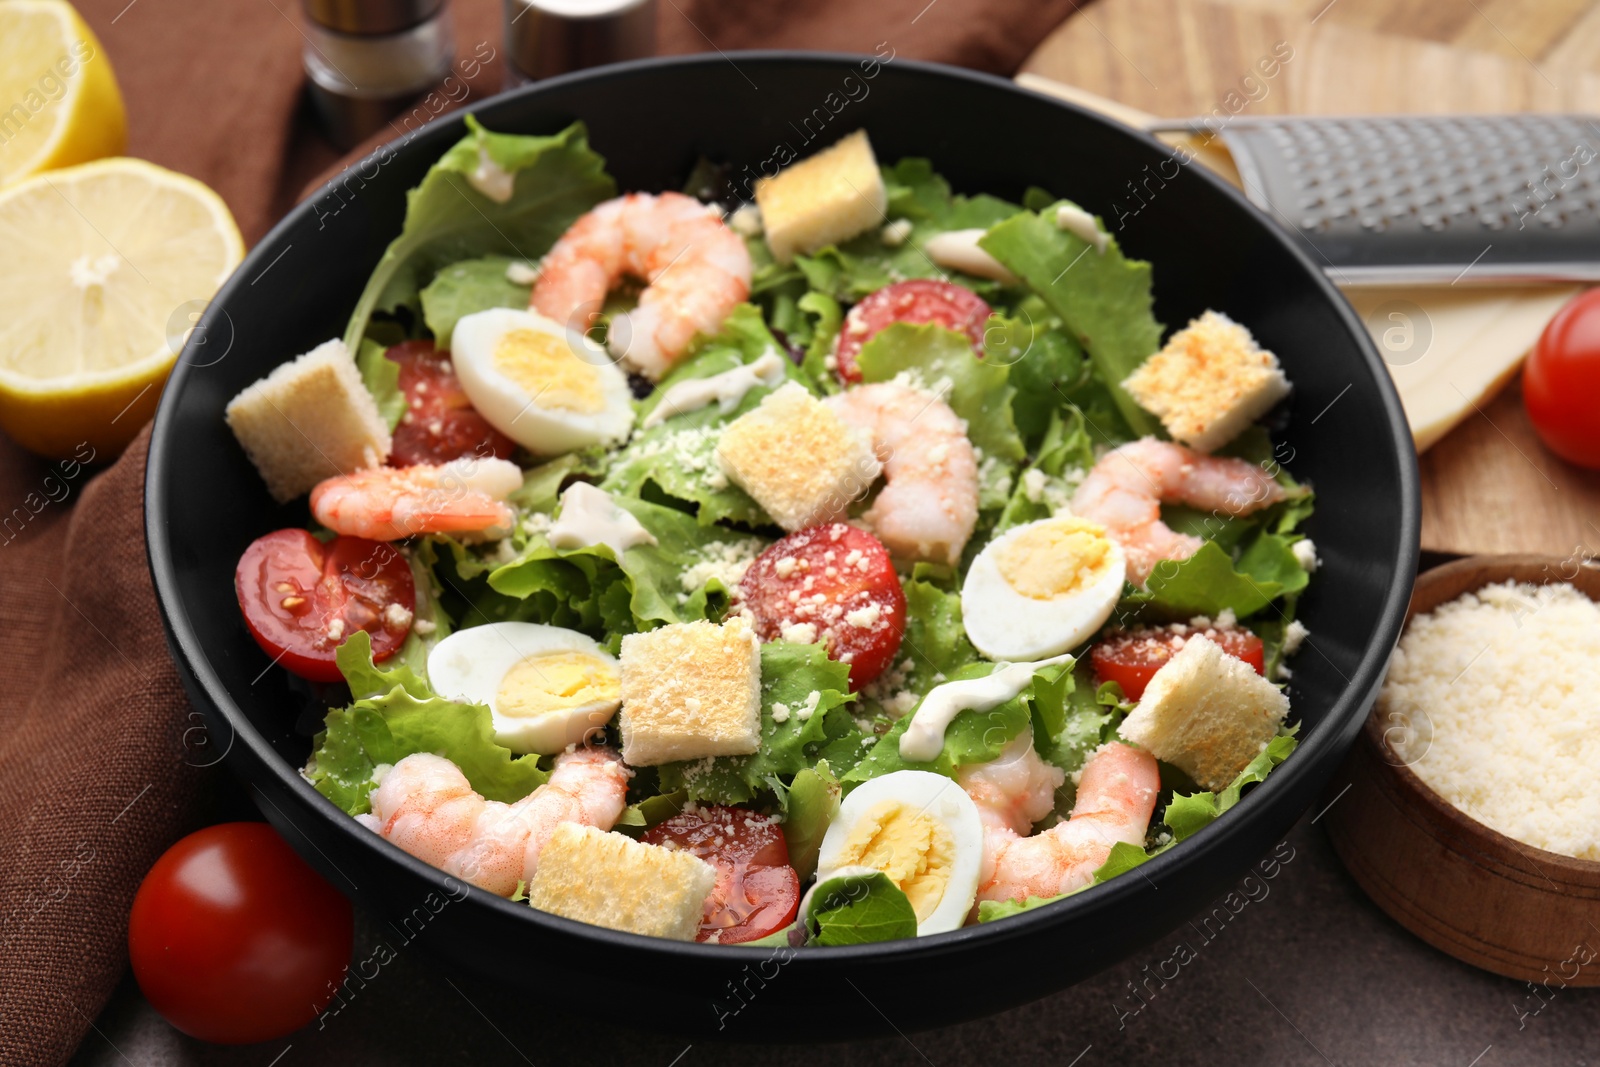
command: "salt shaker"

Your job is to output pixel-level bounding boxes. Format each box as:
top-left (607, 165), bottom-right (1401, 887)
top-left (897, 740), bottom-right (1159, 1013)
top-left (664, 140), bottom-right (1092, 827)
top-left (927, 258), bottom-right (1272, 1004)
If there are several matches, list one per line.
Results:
top-left (302, 0), bottom-right (457, 148)
top-left (503, 0), bottom-right (657, 86)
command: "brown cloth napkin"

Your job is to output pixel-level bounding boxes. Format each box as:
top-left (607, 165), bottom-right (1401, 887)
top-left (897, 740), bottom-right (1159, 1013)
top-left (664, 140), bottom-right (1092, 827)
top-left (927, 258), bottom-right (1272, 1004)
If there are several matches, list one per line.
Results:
top-left (0, 0), bottom-right (1084, 1061)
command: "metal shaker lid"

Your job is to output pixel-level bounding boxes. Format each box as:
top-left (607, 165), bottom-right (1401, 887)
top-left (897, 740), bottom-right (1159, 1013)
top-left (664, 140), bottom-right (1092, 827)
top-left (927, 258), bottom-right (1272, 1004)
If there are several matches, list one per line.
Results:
top-left (302, 0), bottom-right (446, 35)
top-left (506, 0), bottom-right (657, 81)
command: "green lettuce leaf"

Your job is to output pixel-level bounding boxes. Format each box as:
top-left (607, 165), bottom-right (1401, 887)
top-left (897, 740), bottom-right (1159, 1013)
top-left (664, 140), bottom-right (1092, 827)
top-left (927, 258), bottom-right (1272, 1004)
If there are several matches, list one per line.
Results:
top-left (356, 338), bottom-right (405, 431)
top-left (994, 405), bottom-right (1095, 535)
top-left (344, 118), bottom-right (613, 349)
top-left (656, 641), bottom-right (855, 804)
top-left (781, 761), bottom-right (840, 882)
top-left (418, 254), bottom-right (533, 344)
top-left (305, 631), bottom-right (549, 815)
top-left (603, 304), bottom-right (807, 526)
top-left (980, 203), bottom-right (1162, 437)
top-left (806, 870), bottom-right (918, 946)
top-left (1163, 732), bottom-right (1299, 842)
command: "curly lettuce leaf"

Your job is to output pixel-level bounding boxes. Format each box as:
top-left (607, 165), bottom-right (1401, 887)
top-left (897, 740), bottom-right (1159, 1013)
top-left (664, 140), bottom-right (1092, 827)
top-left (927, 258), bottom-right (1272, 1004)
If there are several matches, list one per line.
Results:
top-left (603, 305), bottom-right (807, 526)
top-left (344, 117), bottom-right (614, 349)
top-left (844, 658), bottom-right (1071, 785)
top-left (995, 311), bottom-right (1087, 448)
top-left (1163, 732), bottom-right (1299, 842)
top-left (305, 631), bottom-right (549, 815)
top-left (656, 641), bottom-right (855, 804)
top-left (994, 405), bottom-right (1095, 535)
top-left (418, 254), bottom-right (533, 344)
top-left (980, 203), bottom-right (1162, 437)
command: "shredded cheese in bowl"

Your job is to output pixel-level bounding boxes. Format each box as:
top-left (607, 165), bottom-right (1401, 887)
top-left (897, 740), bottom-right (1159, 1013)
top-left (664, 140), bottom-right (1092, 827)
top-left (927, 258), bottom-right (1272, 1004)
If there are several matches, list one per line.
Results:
top-left (1378, 580), bottom-right (1600, 861)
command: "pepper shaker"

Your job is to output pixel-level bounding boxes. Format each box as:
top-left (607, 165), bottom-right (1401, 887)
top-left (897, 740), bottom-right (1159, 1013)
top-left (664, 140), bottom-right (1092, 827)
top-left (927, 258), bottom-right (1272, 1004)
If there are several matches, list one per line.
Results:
top-left (302, 0), bottom-right (457, 149)
top-left (503, 0), bottom-right (657, 87)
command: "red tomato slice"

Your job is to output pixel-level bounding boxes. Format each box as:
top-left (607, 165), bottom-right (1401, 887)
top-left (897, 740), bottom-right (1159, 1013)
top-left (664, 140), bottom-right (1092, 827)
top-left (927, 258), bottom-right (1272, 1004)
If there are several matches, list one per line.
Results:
top-left (235, 529), bottom-right (415, 683)
top-left (129, 822), bottom-right (354, 1044)
top-left (387, 339), bottom-right (516, 466)
top-left (642, 806), bottom-right (800, 944)
top-left (738, 524), bottom-right (907, 688)
top-left (1091, 627), bottom-right (1266, 701)
top-left (834, 279), bottom-right (993, 383)
top-left (1524, 288), bottom-right (1600, 469)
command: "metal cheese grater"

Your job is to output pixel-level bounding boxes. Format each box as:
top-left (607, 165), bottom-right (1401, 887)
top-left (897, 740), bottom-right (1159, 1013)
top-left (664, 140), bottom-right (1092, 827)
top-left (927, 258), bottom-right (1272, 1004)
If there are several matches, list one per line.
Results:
top-left (1148, 114), bottom-right (1600, 285)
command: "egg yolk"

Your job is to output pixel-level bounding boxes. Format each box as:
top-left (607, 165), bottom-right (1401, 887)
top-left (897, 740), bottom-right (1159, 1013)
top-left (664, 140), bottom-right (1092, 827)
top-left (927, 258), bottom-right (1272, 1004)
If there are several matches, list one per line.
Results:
top-left (495, 651), bottom-right (620, 719)
top-left (996, 518), bottom-right (1116, 600)
top-left (833, 799), bottom-right (954, 923)
top-left (493, 328), bottom-right (605, 413)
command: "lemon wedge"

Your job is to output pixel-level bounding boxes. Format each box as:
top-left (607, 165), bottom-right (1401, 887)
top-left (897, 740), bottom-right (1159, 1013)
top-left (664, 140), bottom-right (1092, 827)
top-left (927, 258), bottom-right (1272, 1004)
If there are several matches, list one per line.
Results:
top-left (0, 157), bottom-right (244, 458)
top-left (0, 0), bottom-right (127, 185)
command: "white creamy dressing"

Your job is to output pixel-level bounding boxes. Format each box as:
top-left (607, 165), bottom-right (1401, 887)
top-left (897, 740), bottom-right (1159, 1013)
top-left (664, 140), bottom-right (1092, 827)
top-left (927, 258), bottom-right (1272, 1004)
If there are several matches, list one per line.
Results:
top-left (921, 229), bottom-right (1019, 284)
top-left (468, 144), bottom-right (516, 203)
top-left (547, 482), bottom-right (657, 558)
top-left (1054, 204), bottom-right (1109, 253)
top-left (899, 652), bottom-right (1075, 762)
top-left (641, 351), bottom-right (788, 428)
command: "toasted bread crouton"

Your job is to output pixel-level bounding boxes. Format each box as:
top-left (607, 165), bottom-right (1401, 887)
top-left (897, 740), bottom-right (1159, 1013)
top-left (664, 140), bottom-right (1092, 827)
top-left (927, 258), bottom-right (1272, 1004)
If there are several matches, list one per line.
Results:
top-left (755, 130), bottom-right (887, 265)
top-left (525, 823), bottom-right (716, 940)
top-left (1122, 311), bottom-right (1291, 454)
top-left (618, 616), bottom-right (762, 766)
top-left (714, 381), bottom-right (879, 532)
top-left (225, 338), bottom-right (390, 502)
top-left (1118, 633), bottom-right (1288, 790)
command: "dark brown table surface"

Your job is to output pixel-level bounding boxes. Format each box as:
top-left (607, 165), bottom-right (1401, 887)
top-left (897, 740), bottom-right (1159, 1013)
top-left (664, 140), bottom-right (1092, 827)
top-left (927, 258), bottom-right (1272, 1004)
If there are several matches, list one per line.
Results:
top-left (70, 772), bottom-right (1600, 1067)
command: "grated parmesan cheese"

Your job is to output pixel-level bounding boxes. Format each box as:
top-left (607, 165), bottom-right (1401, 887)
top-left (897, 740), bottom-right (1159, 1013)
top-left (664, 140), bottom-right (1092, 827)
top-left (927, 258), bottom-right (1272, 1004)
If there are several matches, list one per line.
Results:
top-left (1379, 580), bottom-right (1600, 860)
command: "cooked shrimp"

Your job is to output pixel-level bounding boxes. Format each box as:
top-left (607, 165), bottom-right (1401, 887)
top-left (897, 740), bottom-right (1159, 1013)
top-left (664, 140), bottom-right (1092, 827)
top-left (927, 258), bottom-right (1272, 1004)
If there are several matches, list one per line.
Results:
top-left (530, 192), bottom-right (752, 381)
top-left (963, 740), bottom-right (1159, 906)
top-left (310, 456), bottom-right (522, 541)
top-left (825, 382), bottom-right (979, 566)
top-left (367, 746), bottom-right (630, 897)
top-left (1072, 437), bottom-right (1285, 585)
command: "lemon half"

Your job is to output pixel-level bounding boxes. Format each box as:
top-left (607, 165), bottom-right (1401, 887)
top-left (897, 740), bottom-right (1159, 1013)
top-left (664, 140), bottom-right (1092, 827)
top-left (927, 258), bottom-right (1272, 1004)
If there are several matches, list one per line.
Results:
top-left (0, 0), bottom-right (127, 185)
top-left (0, 158), bottom-right (244, 458)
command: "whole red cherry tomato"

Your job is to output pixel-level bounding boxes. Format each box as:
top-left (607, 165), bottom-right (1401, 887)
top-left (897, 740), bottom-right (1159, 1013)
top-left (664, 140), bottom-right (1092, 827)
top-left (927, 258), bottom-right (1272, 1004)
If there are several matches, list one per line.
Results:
top-left (1524, 288), bottom-right (1600, 469)
top-left (235, 530), bottom-right (414, 682)
top-left (128, 823), bottom-right (353, 1044)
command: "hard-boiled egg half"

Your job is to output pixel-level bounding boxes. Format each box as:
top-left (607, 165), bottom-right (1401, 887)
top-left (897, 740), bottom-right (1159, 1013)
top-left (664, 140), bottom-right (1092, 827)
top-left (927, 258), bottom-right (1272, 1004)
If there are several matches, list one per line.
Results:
top-left (961, 516), bottom-right (1125, 661)
top-left (814, 770), bottom-right (984, 935)
top-left (451, 307), bottom-right (634, 456)
top-left (426, 622), bottom-right (621, 755)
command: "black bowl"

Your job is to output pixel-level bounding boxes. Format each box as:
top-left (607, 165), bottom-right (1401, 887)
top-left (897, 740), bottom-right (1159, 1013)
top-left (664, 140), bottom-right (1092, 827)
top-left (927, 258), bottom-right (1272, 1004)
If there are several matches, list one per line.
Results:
top-left (147, 52), bottom-right (1419, 1039)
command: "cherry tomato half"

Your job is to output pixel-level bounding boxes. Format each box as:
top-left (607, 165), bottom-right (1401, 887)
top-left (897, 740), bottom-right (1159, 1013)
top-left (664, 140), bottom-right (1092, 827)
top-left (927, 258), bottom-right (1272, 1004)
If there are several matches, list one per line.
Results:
top-left (129, 822), bottom-right (353, 1044)
top-left (235, 529), bottom-right (414, 682)
top-left (1524, 288), bottom-right (1600, 469)
top-left (642, 806), bottom-right (800, 944)
top-left (387, 339), bottom-right (516, 466)
top-left (834, 279), bottom-right (992, 383)
top-left (738, 523), bottom-right (907, 688)
top-left (1092, 627), bottom-right (1266, 701)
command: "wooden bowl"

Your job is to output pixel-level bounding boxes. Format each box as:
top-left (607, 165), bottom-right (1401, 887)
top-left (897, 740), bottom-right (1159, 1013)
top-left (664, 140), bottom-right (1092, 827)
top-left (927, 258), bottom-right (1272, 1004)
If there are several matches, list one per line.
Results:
top-left (1325, 555), bottom-right (1600, 986)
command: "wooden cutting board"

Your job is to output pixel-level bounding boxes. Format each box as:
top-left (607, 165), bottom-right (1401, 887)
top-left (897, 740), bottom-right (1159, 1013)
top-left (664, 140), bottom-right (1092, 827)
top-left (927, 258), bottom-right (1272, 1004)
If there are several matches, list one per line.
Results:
top-left (1018, 0), bottom-right (1600, 557)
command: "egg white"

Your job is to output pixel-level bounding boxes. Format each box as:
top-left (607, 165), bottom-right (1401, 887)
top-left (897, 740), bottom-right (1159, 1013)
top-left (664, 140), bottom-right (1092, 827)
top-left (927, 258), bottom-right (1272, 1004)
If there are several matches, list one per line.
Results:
top-left (450, 307), bottom-right (635, 456)
top-left (814, 770), bottom-right (985, 936)
top-left (426, 622), bottom-right (621, 755)
top-left (961, 517), bottom-right (1126, 662)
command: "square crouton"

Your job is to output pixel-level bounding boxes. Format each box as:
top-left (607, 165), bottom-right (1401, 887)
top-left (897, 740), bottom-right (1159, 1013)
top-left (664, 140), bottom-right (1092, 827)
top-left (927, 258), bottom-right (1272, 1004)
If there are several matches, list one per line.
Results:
top-left (225, 338), bottom-right (391, 502)
top-left (1118, 633), bottom-right (1288, 791)
top-left (1122, 311), bottom-right (1291, 454)
top-left (714, 381), bottom-right (880, 532)
top-left (755, 130), bottom-right (887, 265)
top-left (525, 823), bottom-right (716, 941)
top-left (618, 616), bottom-right (762, 766)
